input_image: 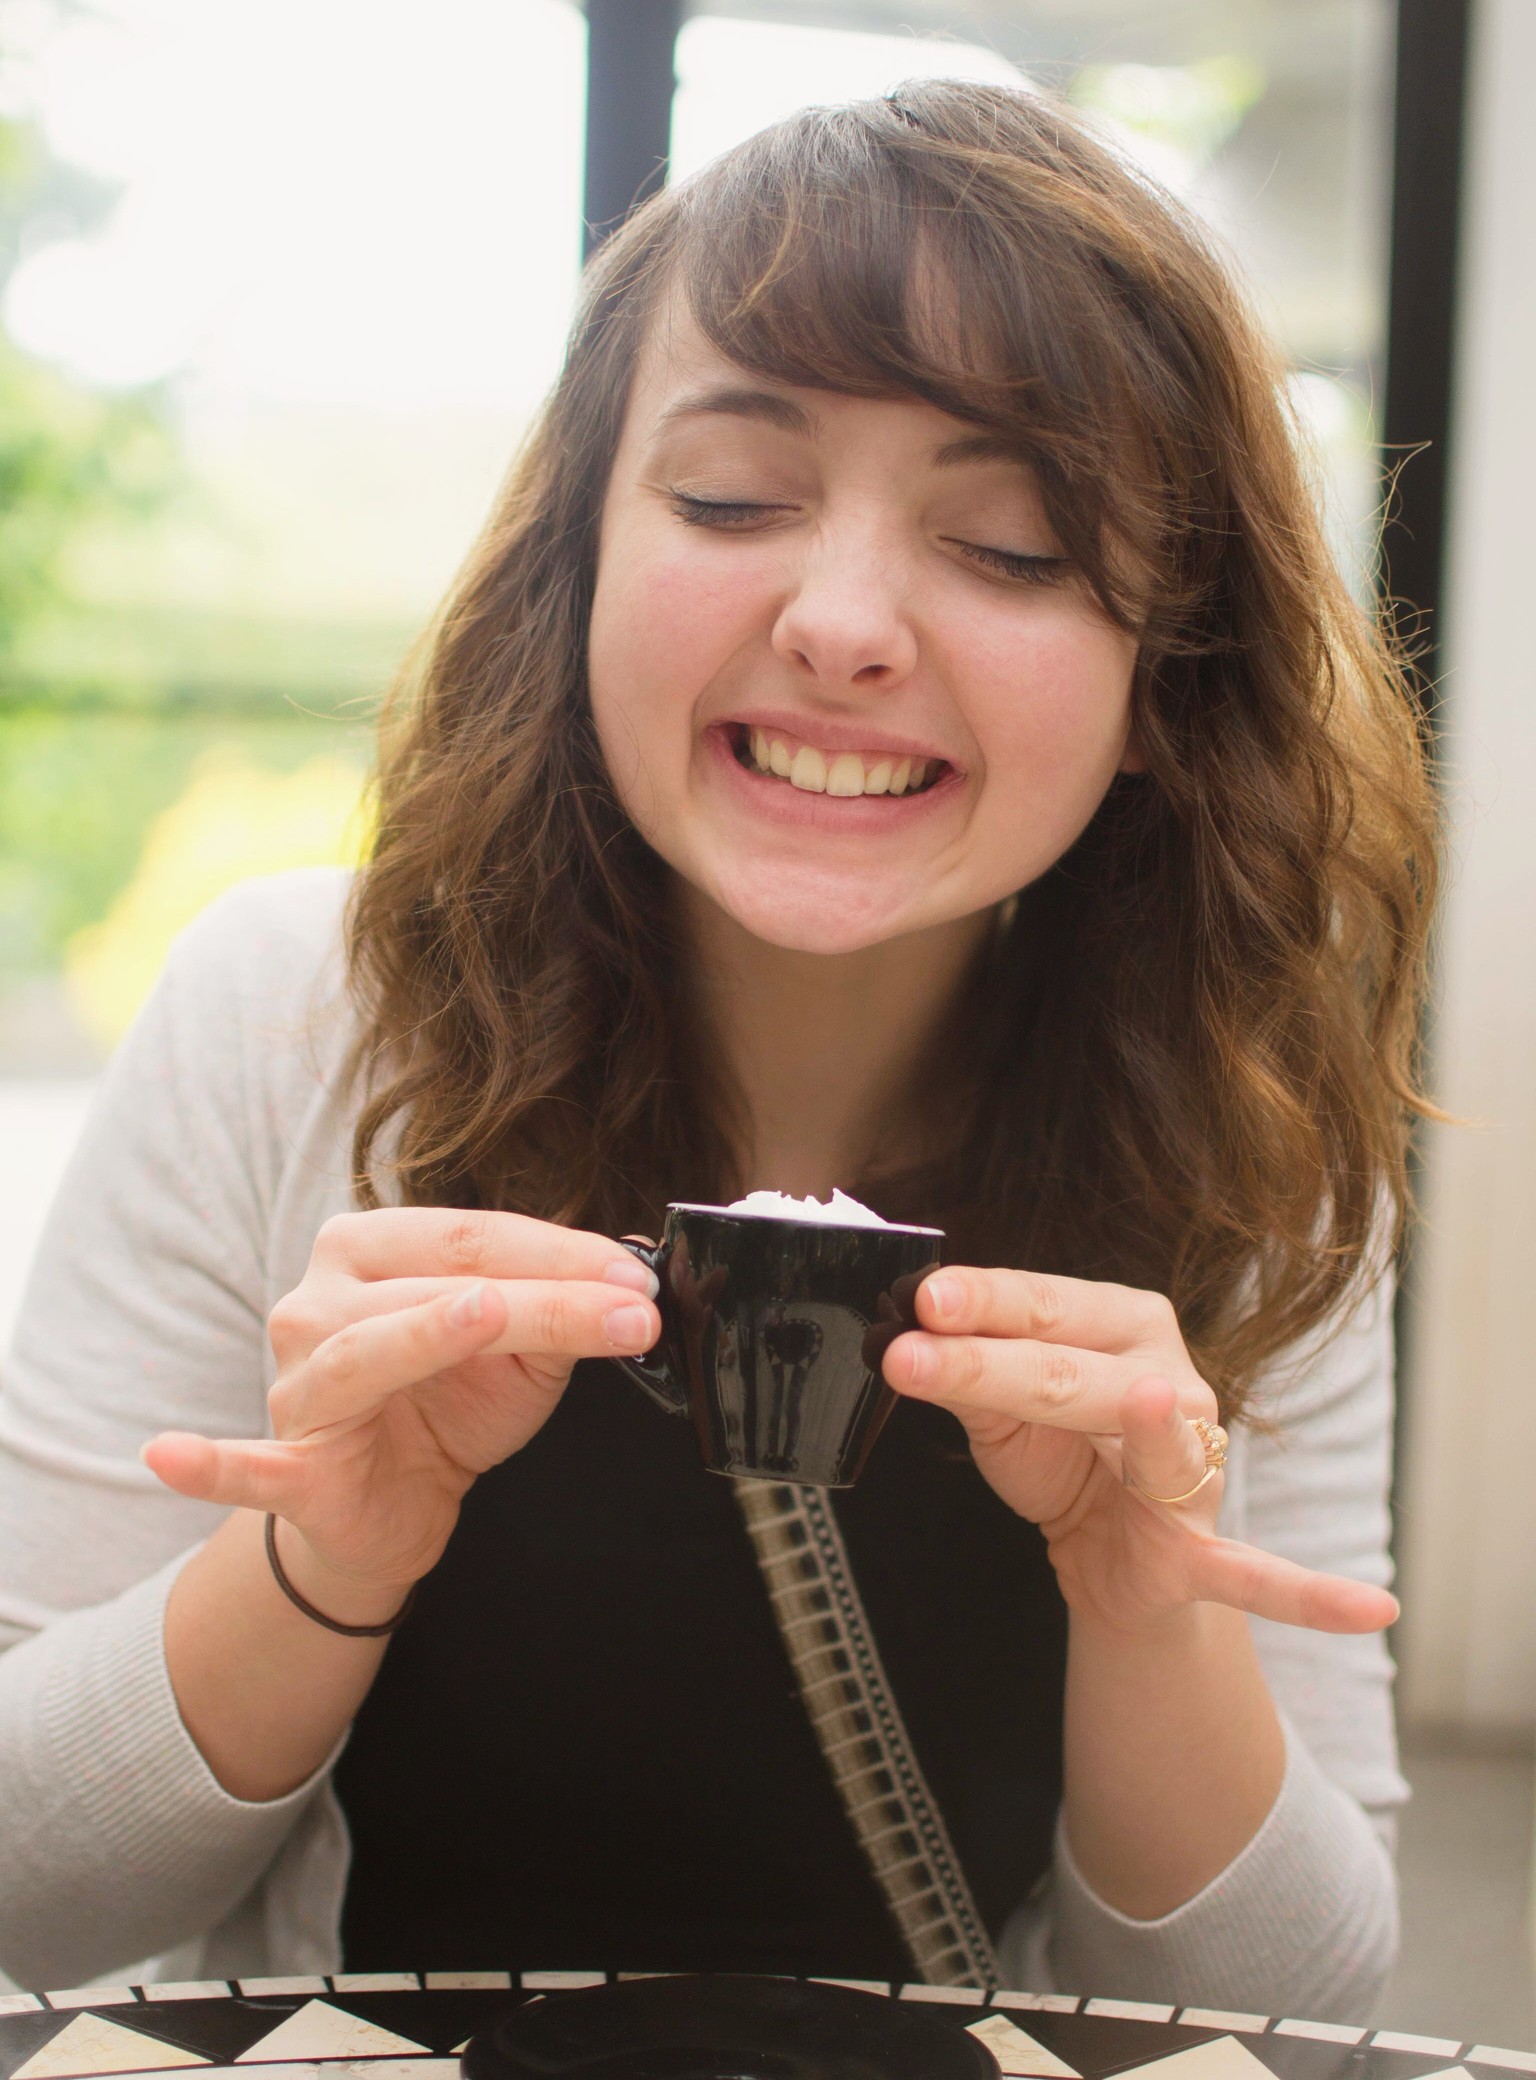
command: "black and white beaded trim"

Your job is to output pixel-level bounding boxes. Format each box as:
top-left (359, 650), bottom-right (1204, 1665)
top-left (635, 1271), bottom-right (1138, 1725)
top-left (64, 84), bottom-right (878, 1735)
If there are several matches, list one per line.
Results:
top-left (3, 1971), bottom-right (1534, 2080)
top-left (734, 1479), bottom-right (1000, 1990)
top-left (4, 1974), bottom-right (1533, 2075)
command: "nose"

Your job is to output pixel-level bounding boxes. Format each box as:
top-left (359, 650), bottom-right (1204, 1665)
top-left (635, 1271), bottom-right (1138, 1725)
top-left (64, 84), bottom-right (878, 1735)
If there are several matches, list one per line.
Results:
top-left (769, 525), bottom-right (919, 691)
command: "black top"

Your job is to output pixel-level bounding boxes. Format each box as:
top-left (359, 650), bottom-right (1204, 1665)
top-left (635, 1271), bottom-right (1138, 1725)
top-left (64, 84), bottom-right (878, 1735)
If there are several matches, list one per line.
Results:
top-left (334, 1359), bottom-right (1068, 1977)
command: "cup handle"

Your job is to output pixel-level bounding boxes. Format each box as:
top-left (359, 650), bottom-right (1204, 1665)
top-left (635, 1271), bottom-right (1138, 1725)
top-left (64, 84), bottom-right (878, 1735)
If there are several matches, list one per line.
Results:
top-left (611, 1235), bottom-right (688, 1417)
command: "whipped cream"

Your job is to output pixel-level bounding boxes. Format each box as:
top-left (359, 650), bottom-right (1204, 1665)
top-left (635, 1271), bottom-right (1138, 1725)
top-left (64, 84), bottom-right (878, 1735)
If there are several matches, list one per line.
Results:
top-left (724, 1188), bottom-right (890, 1228)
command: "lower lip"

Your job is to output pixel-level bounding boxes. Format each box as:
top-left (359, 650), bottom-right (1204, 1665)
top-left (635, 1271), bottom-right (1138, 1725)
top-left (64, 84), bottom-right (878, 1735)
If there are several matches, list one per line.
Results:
top-left (702, 727), bottom-right (961, 833)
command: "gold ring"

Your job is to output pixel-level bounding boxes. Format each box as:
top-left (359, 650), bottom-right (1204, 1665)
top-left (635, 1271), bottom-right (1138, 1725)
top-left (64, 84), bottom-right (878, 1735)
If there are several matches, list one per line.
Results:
top-left (1133, 1416), bottom-right (1229, 1506)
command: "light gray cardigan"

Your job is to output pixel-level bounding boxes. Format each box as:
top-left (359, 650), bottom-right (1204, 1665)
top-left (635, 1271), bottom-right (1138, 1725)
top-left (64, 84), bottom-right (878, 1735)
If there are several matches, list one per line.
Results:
top-left (0, 870), bottom-right (1406, 2013)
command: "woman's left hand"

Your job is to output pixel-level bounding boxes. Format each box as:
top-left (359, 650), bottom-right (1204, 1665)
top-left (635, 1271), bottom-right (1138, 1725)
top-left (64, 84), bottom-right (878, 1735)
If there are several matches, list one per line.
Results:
top-left (883, 1266), bottom-right (1397, 1638)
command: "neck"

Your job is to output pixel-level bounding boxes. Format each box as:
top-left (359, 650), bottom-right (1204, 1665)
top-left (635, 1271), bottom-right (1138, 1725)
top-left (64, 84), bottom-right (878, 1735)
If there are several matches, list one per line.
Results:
top-left (678, 885), bottom-right (997, 1201)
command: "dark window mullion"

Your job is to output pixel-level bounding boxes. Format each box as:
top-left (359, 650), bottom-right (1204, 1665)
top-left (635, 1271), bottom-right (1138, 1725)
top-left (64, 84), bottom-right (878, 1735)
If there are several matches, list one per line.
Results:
top-left (582, 0), bottom-right (685, 259)
top-left (1383, 0), bottom-right (1474, 1514)
top-left (1381, 0), bottom-right (1474, 730)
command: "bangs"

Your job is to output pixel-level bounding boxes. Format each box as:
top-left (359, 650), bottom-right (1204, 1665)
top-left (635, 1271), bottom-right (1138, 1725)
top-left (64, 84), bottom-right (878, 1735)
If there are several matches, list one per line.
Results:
top-left (675, 103), bottom-right (1017, 409)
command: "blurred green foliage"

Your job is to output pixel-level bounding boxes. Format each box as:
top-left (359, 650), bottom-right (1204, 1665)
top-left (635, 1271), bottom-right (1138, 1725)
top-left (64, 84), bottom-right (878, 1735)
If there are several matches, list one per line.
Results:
top-left (0, 41), bottom-right (382, 1025)
top-left (0, 49), bottom-right (178, 659)
top-left (0, 710), bottom-right (368, 979)
top-left (0, 61), bottom-right (188, 1003)
top-left (0, 339), bottom-right (177, 663)
top-left (0, 710), bottom-right (196, 973)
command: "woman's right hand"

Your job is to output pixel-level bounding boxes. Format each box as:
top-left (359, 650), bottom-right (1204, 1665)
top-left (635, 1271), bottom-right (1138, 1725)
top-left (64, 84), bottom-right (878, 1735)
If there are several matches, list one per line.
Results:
top-left (141, 1208), bottom-right (660, 1612)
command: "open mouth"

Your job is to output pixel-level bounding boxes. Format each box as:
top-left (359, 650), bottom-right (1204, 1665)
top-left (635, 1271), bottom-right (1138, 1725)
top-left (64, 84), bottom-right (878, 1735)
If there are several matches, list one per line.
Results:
top-left (728, 724), bottom-right (950, 799)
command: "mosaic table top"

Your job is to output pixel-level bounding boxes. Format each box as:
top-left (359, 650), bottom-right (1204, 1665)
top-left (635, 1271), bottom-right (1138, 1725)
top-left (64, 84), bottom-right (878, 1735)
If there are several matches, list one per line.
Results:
top-left (0, 1973), bottom-right (1531, 2080)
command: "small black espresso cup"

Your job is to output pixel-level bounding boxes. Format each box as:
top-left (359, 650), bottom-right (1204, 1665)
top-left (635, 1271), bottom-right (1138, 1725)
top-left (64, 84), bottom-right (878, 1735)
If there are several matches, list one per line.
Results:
top-left (614, 1202), bottom-right (943, 1488)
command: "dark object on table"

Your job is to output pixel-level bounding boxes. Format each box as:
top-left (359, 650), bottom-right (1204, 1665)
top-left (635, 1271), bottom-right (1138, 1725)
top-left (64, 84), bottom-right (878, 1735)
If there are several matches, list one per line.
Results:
top-left (461, 1972), bottom-right (1001, 2077)
top-left (616, 1202), bottom-right (943, 1486)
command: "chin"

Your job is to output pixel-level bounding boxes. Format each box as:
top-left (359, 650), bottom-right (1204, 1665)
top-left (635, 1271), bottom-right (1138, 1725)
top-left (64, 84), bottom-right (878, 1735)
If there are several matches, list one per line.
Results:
top-left (707, 859), bottom-right (922, 955)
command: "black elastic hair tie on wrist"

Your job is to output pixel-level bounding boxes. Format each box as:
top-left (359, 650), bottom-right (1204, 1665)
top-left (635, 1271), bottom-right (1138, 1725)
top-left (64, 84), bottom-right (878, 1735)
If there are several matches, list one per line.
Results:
top-left (263, 1514), bottom-right (418, 1637)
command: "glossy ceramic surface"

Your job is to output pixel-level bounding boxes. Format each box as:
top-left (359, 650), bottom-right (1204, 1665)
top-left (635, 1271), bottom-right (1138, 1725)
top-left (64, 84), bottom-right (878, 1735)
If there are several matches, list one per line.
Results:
top-left (617, 1205), bottom-right (943, 1487)
top-left (461, 1973), bottom-right (999, 2079)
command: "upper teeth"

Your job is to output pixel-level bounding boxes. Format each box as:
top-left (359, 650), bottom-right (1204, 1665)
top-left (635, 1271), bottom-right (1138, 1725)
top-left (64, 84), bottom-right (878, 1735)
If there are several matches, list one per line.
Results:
top-left (747, 730), bottom-right (930, 797)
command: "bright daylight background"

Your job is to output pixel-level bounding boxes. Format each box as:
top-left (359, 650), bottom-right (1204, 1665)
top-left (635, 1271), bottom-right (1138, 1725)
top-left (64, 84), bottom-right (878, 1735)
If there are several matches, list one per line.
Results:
top-left (10, 0), bottom-right (1536, 2044)
top-left (0, 0), bottom-right (1389, 1325)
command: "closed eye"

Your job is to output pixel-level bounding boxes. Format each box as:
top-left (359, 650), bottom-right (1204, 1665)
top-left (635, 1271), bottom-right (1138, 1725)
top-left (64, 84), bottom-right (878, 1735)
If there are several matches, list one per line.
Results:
top-left (667, 491), bottom-right (792, 528)
top-left (668, 495), bottom-right (1071, 585)
top-left (945, 539), bottom-right (1072, 586)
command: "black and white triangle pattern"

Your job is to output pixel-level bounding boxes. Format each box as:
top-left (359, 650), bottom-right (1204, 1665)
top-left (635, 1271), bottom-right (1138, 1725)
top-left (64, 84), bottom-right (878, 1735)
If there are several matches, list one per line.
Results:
top-left (0, 1977), bottom-right (1530, 2080)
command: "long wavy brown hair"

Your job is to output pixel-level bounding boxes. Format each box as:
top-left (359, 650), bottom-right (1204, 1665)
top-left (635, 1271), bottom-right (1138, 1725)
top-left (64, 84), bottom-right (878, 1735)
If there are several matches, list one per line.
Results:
top-left (346, 81), bottom-right (1438, 1419)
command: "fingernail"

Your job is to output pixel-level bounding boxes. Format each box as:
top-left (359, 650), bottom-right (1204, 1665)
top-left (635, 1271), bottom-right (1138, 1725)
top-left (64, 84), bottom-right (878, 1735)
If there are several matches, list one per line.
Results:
top-left (604, 1302), bottom-right (654, 1350)
top-left (604, 1256), bottom-right (660, 1299)
top-left (904, 1337), bottom-right (935, 1387)
top-left (449, 1282), bottom-right (484, 1326)
top-left (926, 1273), bottom-right (960, 1319)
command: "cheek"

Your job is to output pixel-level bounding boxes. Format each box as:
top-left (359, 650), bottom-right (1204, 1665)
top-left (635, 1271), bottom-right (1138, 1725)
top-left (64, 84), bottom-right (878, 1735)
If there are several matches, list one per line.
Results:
top-left (586, 521), bottom-right (777, 851)
top-left (964, 607), bottom-right (1136, 796)
top-left (590, 529), bottom-right (768, 733)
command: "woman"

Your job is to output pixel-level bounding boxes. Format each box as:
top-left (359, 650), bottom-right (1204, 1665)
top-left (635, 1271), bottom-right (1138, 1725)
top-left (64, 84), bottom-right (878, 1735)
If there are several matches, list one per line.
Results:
top-left (0, 83), bottom-right (1434, 2015)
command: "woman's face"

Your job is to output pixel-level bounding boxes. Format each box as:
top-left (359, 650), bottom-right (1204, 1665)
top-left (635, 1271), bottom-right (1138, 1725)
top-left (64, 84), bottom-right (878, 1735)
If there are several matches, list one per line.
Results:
top-left (588, 305), bottom-right (1140, 956)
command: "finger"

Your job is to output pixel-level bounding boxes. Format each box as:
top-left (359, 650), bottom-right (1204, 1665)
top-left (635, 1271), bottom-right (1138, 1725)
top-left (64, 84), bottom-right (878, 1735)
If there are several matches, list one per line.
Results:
top-left (886, 1329), bottom-right (1128, 1434)
top-left (917, 1264), bottom-right (1181, 1355)
top-left (274, 1280), bottom-right (511, 1434)
top-left (141, 1431), bottom-right (311, 1516)
top-left (312, 1206), bottom-right (656, 1289)
top-left (1190, 1535), bottom-right (1400, 1634)
top-left (318, 1267), bottom-right (658, 1329)
top-left (1120, 1375), bottom-right (1221, 1509)
top-left (275, 1280), bottom-right (658, 1435)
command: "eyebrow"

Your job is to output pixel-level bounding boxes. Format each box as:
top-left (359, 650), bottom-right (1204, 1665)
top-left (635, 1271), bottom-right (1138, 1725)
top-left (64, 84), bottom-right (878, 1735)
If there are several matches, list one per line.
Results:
top-left (653, 388), bottom-right (1031, 473)
top-left (654, 385), bottom-right (818, 437)
top-left (931, 431), bottom-right (1031, 470)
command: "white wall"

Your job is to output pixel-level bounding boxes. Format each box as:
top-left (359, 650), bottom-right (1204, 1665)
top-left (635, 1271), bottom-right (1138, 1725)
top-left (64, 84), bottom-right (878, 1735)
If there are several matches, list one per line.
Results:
top-left (1397, 0), bottom-right (1536, 1739)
